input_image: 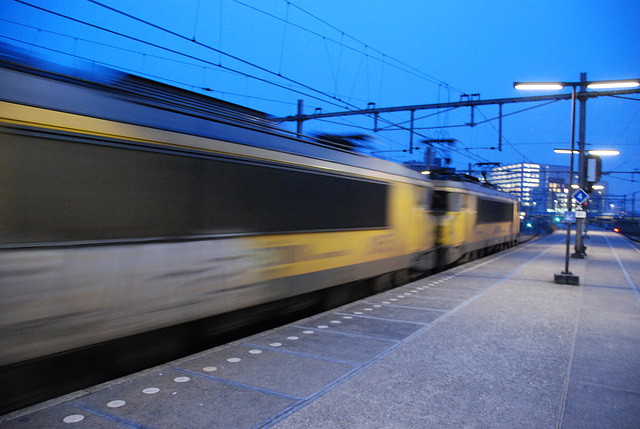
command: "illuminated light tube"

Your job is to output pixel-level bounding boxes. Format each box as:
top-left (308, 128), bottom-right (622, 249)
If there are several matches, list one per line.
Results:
top-left (592, 185), bottom-right (605, 190)
top-left (514, 83), bottom-right (564, 90)
top-left (588, 150), bottom-right (620, 156)
top-left (554, 149), bottom-right (579, 154)
top-left (587, 81), bottom-right (640, 89)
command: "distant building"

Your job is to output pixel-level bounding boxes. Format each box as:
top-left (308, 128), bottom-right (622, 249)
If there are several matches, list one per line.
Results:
top-left (488, 163), bottom-right (578, 214)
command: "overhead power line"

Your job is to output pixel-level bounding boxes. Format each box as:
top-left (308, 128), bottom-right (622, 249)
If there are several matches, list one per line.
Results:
top-left (232, 0), bottom-right (465, 94)
top-left (15, 0), bottom-right (360, 111)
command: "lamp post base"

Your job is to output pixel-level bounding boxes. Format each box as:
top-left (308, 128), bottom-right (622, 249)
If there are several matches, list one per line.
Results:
top-left (554, 272), bottom-right (580, 285)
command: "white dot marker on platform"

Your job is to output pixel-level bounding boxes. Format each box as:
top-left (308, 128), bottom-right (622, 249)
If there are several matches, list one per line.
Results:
top-left (143, 387), bottom-right (160, 394)
top-left (374, 305), bottom-right (382, 308)
top-left (287, 336), bottom-right (299, 341)
top-left (342, 316), bottom-right (353, 319)
top-left (174, 376), bottom-right (190, 383)
top-left (63, 415), bottom-right (84, 423)
top-left (303, 330), bottom-right (314, 334)
top-left (249, 349), bottom-right (262, 354)
top-left (354, 311), bottom-right (363, 315)
top-left (330, 320), bottom-right (341, 324)
top-left (270, 342), bottom-right (282, 347)
top-left (107, 400), bottom-right (126, 408)
top-left (318, 325), bottom-right (328, 329)
top-left (203, 367), bottom-right (217, 372)
top-left (227, 357), bottom-right (242, 362)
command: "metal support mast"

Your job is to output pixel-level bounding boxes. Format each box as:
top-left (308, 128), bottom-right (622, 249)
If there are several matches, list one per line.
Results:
top-left (574, 73), bottom-right (588, 258)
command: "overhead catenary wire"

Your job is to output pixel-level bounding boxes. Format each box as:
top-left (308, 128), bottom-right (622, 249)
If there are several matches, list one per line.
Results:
top-left (10, 1), bottom-right (475, 150)
top-left (231, 0), bottom-right (465, 95)
top-left (85, 0), bottom-right (364, 110)
top-left (0, 18), bottom-right (334, 111)
top-left (15, 0), bottom-right (363, 112)
top-left (84, 0), bottom-right (462, 147)
top-left (280, 0), bottom-right (466, 94)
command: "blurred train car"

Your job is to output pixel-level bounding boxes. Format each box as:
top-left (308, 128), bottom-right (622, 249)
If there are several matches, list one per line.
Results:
top-left (0, 51), bottom-right (438, 371)
top-left (431, 171), bottom-right (520, 265)
top-left (0, 48), bottom-right (522, 413)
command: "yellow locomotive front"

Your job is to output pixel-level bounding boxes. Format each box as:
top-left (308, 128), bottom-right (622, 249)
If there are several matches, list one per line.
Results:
top-left (432, 175), bottom-right (520, 266)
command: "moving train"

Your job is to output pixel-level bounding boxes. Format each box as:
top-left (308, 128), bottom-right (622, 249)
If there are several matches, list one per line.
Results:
top-left (0, 48), bottom-right (519, 404)
top-left (431, 172), bottom-right (521, 265)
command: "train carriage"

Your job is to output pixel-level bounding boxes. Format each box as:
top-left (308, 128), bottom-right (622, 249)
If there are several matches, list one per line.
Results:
top-left (431, 173), bottom-right (520, 266)
top-left (0, 53), bottom-right (437, 368)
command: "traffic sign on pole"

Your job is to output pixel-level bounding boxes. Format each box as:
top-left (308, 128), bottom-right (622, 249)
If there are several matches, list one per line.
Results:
top-left (572, 188), bottom-right (589, 204)
top-left (564, 211), bottom-right (576, 223)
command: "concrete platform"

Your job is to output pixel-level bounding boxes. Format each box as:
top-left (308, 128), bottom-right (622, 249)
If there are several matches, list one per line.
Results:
top-left (1, 230), bottom-right (639, 428)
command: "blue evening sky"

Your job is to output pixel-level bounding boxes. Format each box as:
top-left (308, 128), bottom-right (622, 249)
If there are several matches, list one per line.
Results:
top-left (1, 0), bottom-right (639, 198)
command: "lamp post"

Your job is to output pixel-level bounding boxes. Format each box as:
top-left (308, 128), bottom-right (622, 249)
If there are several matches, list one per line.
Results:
top-left (514, 76), bottom-right (639, 285)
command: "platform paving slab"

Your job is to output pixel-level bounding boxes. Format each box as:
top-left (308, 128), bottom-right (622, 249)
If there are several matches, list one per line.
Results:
top-left (297, 311), bottom-right (425, 341)
top-left (175, 343), bottom-right (356, 399)
top-left (244, 326), bottom-right (397, 365)
top-left (365, 294), bottom-right (463, 311)
top-left (336, 301), bottom-right (445, 324)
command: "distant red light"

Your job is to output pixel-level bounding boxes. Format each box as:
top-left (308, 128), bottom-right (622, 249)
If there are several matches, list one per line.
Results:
top-left (613, 228), bottom-right (620, 233)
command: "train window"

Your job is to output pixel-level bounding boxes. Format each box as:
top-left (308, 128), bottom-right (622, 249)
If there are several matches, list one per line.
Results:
top-left (448, 194), bottom-right (462, 212)
top-left (432, 191), bottom-right (462, 213)
top-left (0, 133), bottom-right (389, 245)
top-left (476, 198), bottom-right (513, 223)
top-left (432, 191), bottom-right (449, 212)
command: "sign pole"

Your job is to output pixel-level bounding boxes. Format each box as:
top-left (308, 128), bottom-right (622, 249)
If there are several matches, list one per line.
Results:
top-left (555, 87), bottom-right (580, 285)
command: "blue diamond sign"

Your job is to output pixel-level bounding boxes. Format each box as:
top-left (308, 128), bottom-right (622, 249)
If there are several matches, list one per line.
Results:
top-left (572, 188), bottom-right (589, 204)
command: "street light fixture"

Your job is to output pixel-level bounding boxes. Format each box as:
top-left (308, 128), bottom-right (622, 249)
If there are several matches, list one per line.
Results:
top-left (589, 150), bottom-right (620, 156)
top-left (586, 80), bottom-right (640, 89)
top-left (514, 75), bottom-right (639, 285)
top-left (553, 149), bottom-right (620, 156)
top-left (514, 83), bottom-right (564, 90)
top-left (514, 79), bottom-right (640, 90)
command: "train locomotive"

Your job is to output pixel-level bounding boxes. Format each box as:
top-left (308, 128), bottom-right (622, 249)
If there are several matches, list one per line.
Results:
top-left (431, 171), bottom-right (521, 265)
top-left (0, 49), bottom-right (518, 412)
